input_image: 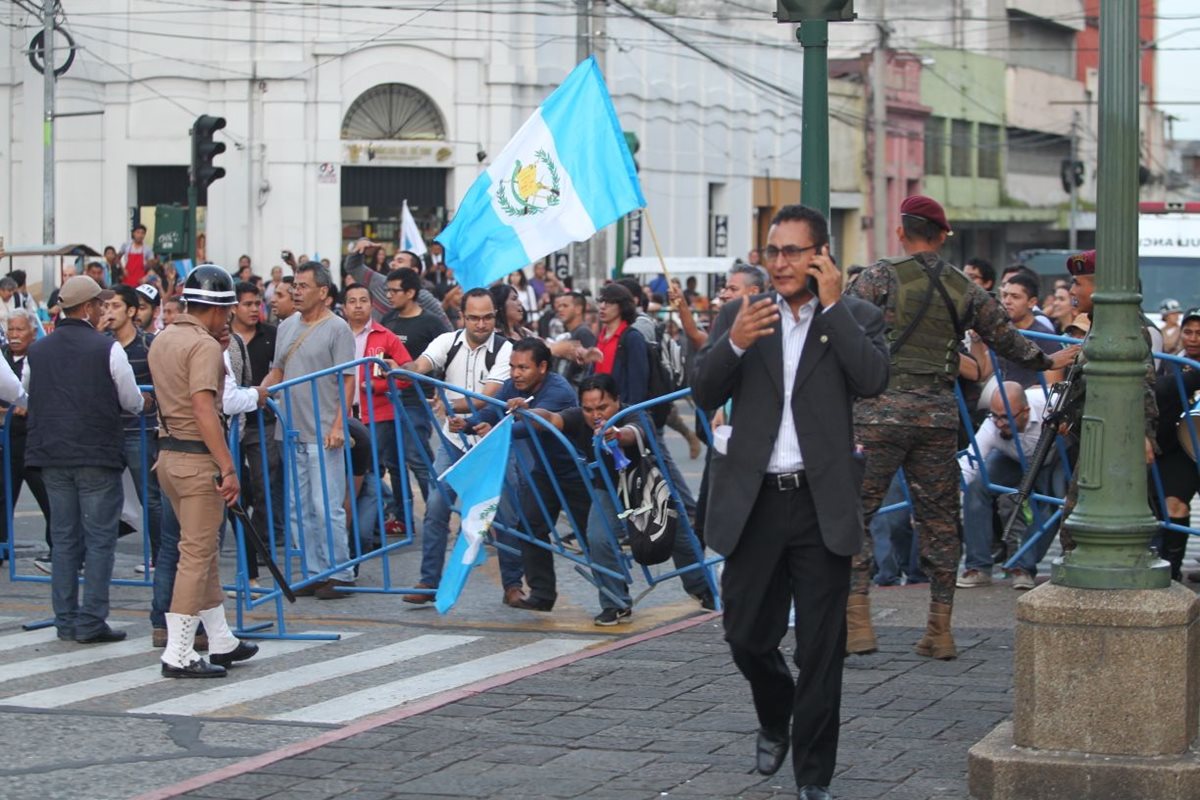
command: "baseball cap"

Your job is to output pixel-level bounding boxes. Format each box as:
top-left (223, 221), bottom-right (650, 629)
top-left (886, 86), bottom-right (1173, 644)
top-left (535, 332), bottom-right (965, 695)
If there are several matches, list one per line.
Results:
top-left (58, 275), bottom-right (103, 309)
top-left (899, 195), bottom-right (952, 234)
top-left (1066, 250), bottom-right (1095, 276)
top-left (1064, 314), bottom-right (1091, 337)
top-left (1160, 298), bottom-right (1182, 314)
top-left (135, 283), bottom-right (161, 307)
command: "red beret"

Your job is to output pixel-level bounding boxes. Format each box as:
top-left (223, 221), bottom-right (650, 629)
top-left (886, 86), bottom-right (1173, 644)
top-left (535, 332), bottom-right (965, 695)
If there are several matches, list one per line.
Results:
top-left (1066, 250), bottom-right (1095, 276)
top-left (899, 195), bottom-right (951, 233)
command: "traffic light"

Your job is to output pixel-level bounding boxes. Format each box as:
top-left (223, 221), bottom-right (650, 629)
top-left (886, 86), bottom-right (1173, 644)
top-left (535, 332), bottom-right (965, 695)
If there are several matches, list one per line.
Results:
top-left (191, 115), bottom-right (226, 190)
top-left (1060, 159), bottom-right (1084, 193)
top-left (624, 131), bottom-right (640, 173)
top-left (776, 0), bottom-right (855, 23)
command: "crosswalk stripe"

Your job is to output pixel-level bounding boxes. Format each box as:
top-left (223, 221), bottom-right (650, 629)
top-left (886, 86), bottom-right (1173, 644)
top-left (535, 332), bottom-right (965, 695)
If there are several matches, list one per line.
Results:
top-left (0, 634), bottom-right (340, 709)
top-left (125, 634), bottom-right (480, 717)
top-left (273, 638), bottom-right (603, 725)
top-left (0, 620), bottom-right (134, 655)
top-left (0, 637), bottom-right (155, 682)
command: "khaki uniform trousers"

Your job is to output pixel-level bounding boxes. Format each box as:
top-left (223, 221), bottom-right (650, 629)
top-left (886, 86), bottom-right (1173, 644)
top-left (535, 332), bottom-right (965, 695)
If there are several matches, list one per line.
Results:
top-left (156, 450), bottom-right (226, 615)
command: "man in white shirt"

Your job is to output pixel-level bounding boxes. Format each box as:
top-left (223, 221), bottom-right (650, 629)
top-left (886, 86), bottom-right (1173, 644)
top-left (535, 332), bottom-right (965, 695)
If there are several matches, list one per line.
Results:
top-left (958, 381), bottom-right (1066, 591)
top-left (400, 288), bottom-right (525, 606)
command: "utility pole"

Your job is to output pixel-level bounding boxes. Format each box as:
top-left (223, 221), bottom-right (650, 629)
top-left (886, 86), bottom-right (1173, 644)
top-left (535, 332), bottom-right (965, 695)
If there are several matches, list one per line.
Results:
top-left (1068, 110), bottom-right (1080, 251)
top-left (42, 0), bottom-right (57, 299)
top-left (575, 0), bottom-right (594, 291)
top-left (871, 0), bottom-right (888, 261)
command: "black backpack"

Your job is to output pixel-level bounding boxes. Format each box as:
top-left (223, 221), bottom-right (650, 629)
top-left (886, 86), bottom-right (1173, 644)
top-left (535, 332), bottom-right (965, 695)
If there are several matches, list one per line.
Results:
top-left (618, 328), bottom-right (674, 428)
top-left (441, 331), bottom-right (511, 379)
top-left (617, 427), bottom-right (678, 566)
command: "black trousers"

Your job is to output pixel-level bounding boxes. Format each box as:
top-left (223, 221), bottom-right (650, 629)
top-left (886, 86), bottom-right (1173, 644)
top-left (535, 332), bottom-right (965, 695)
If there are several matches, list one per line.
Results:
top-left (722, 479), bottom-right (850, 789)
top-left (522, 471), bottom-right (592, 606)
top-left (241, 423), bottom-right (285, 580)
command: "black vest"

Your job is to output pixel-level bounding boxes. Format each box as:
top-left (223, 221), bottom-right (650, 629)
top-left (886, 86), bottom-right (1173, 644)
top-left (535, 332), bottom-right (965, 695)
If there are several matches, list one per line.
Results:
top-left (25, 318), bottom-right (123, 469)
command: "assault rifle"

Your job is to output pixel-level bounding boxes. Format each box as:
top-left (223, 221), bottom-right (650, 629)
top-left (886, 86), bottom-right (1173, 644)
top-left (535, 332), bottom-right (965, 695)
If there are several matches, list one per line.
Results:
top-left (1001, 356), bottom-right (1086, 543)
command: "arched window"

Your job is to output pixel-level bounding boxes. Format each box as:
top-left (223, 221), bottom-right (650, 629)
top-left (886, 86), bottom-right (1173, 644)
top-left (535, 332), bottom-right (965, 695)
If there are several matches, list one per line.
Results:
top-left (341, 84), bottom-right (446, 141)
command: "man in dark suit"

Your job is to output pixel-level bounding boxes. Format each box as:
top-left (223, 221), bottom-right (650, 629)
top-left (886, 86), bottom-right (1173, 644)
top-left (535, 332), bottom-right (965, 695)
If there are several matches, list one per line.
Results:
top-left (691, 205), bottom-right (889, 800)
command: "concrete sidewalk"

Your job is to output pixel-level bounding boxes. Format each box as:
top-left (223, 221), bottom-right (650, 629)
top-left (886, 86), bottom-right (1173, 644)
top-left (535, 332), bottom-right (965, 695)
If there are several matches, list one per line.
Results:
top-left (153, 614), bottom-right (1015, 800)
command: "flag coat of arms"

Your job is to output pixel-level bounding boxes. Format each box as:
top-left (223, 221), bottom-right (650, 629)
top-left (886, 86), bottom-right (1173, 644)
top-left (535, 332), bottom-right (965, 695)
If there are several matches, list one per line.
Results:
top-left (434, 415), bottom-right (515, 613)
top-left (436, 56), bottom-right (645, 289)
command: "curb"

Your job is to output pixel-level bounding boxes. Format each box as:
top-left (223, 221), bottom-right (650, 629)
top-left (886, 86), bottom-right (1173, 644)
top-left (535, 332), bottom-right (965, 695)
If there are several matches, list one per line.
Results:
top-left (130, 611), bottom-right (720, 800)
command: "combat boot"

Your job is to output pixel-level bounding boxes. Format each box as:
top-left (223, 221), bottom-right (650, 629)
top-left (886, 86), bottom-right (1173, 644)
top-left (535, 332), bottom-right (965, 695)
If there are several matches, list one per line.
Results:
top-left (845, 594), bottom-right (878, 655)
top-left (914, 601), bottom-right (957, 660)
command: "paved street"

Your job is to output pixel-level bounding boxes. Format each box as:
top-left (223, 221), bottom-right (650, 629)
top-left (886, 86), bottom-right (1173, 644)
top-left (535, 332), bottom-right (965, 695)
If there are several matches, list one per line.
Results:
top-left (1, 422), bottom-right (1198, 800)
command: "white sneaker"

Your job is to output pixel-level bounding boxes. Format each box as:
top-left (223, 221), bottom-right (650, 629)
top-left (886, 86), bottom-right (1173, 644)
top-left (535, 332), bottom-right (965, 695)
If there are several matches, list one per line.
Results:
top-left (32, 556), bottom-right (52, 575)
top-left (225, 579), bottom-right (260, 599)
top-left (1011, 569), bottom-right (1035, 590)
top-left (956, 569), bottom-right (993, 588)
top-left (134, 563), bottom-right (155, 575)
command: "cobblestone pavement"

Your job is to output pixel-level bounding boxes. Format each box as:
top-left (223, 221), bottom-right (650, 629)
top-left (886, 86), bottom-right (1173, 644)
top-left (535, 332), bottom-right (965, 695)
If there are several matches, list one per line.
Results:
top-left (166, 620), bottom-right (1015, 800)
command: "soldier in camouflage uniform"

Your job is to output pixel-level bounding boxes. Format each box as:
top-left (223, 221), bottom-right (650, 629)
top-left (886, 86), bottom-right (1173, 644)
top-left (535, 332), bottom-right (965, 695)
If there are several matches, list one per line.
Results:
top-left (844, 196), bottom-right (1078, 660)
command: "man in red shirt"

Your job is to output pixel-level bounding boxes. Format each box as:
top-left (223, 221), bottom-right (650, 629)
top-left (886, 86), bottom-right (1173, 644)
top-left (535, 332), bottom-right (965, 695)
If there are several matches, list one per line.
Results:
top-left (344, 285), bottom-right (412, 538)
top-left (118, 225), bottom-right (151, 287)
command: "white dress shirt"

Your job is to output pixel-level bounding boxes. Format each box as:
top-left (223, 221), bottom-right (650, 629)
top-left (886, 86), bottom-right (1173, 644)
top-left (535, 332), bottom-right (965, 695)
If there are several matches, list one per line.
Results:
top-left (959, 388), bottom-right (1048, 485)
top-left (730, 294), bottom-right (821, 473)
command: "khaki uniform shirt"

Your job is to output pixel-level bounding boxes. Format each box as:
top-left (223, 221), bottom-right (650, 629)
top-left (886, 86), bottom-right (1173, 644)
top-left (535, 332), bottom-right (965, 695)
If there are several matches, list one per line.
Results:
top-left (147, 314), bottom-right (225, 441)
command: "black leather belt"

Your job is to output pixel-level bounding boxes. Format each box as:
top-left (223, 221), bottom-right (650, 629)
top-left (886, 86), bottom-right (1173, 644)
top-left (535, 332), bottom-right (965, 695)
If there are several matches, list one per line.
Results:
top-left (765, 471), bottom-right (807, 491)
top-left (159, 437), bottom-right (210, 455)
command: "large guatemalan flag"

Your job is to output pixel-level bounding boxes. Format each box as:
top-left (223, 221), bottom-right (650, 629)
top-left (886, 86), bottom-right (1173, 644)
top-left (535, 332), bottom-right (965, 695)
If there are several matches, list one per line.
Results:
top-left (436, 57), bottom-right (645, 289)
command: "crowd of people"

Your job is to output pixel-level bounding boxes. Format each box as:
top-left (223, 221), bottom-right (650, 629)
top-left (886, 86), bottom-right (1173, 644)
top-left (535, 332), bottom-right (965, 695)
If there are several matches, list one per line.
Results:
top-left (0, 197), bottom-right (1194, 797)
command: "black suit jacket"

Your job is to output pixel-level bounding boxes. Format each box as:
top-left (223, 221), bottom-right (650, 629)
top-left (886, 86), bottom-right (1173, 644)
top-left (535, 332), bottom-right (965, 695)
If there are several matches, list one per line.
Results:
top-left (690, 294), bottom-right (889, 558)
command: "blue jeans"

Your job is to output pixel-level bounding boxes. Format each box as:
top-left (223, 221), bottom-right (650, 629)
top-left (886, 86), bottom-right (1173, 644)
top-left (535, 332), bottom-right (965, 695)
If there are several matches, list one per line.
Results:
top-left (290, 441), bottom-right (354, 583)
top-left (963, 452), bottom-right (1064, 575)
top-left (123, 432), bottom-right (163, 561)
top-left (655, 425), bottom-right (697, 520)
top-left (419, 441), bottom-right (523, 589)
top-left (42, 466), bottom-right (123, 638)
top-left (872, 474), bottom-right (924, 585)
top-left (398, 403), bottom-right (434, 505)
top-left (150, 492), bottom-right (180, 629)
top-left (586, 491), bottom-right (632, 610)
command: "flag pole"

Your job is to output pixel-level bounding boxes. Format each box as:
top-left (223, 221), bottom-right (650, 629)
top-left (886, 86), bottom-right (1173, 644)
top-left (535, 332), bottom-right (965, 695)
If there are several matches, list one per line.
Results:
top-left (641, 208), bottom-right (675, 287)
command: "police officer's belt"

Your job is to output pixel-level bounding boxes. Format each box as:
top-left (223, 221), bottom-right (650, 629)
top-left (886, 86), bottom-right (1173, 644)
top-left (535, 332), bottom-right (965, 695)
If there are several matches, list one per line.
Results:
top-left (159, 437), bottom-right (210, 455)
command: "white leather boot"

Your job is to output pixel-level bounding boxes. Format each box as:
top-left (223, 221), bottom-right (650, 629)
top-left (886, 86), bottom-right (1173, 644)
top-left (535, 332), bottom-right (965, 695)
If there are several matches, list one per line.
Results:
top-left (161, 612), bottom-right (225, 678)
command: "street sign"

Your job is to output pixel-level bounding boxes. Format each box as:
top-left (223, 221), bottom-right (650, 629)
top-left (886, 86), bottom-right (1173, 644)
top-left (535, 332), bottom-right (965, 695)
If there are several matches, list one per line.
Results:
top-left (552, 250), bottom-right (571, 280)
top-left (627, 210), bottom-right (643, 258)
top-left (710, 214), bottom-right (728, 257)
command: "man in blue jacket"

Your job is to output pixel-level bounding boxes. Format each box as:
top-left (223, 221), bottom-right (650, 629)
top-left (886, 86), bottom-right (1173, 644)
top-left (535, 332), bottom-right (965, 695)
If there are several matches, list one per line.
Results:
top-left (457, 338), bottom-right (579, 613)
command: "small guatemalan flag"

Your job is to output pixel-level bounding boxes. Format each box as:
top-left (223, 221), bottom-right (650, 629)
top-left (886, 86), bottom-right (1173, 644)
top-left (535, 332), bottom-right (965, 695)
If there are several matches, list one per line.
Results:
top-left (436, 57), bottom-right (645, 289)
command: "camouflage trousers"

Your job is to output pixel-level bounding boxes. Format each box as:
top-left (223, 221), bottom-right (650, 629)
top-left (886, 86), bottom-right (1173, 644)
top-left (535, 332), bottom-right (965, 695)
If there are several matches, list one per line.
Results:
top-left (851, 424), bottom-right (962, 606)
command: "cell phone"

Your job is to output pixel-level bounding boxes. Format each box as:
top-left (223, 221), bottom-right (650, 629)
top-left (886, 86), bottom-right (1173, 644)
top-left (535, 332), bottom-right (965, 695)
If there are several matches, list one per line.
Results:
top-left (280, 250), bottom-right (290, 260)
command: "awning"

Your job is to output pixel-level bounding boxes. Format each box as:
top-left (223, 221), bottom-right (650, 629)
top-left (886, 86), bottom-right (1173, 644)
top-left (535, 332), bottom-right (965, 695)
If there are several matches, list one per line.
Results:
top-left (621, 257), bottom-right (736, 276)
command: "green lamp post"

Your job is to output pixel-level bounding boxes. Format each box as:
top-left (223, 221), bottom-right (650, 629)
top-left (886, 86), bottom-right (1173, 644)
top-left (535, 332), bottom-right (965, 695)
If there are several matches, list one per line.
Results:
top-left (775, 0), bottom-right (856, 218)
top-left (1051, 0), bottom-right (1169, 590)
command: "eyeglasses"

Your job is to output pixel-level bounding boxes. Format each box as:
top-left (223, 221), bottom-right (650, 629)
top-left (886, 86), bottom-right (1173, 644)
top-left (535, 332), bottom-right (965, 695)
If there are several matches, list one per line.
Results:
top-left (762, 244), bottom-right (819, 264)
top-left (989, 408), bottom-right (1029, 423)
top-left (464, 313), bottom-right (496, 324)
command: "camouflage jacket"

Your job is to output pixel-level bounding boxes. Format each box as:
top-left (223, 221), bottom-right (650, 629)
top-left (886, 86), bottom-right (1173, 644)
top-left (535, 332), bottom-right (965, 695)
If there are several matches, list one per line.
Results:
top-left (846, 251), bottom-right (1053, 429)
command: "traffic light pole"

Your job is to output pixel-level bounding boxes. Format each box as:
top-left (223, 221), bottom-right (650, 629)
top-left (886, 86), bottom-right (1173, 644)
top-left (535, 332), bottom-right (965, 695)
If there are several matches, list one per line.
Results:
top-left (798, 19), bottom-right (830, 218)
top-left (187, 184), bottom-right (198, 265)
top-left (1051, 0), bottom-right (1167, 590)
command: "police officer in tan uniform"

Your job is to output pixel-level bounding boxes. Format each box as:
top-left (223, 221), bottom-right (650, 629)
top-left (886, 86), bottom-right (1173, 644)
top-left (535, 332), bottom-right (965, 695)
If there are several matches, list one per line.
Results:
top-left (150, 265), bottom-right (259, 678)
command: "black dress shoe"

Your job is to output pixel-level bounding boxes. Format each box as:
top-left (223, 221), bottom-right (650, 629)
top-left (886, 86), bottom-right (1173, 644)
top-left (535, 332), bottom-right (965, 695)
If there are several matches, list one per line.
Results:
top-left (56, 629), bottom-right (75, 641)
top-left (75, 626), bottom-right (127, 644)
top-left (208, 640), bottom-right (260, 667)
top-left (755, 727), bottom-right (789, 775)
top-left (798, 786), bottom-right (831, 800)
top-left (161, 658), bottom-right (227, 678)
top-left (512, 597), bottom-right (554, 612)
